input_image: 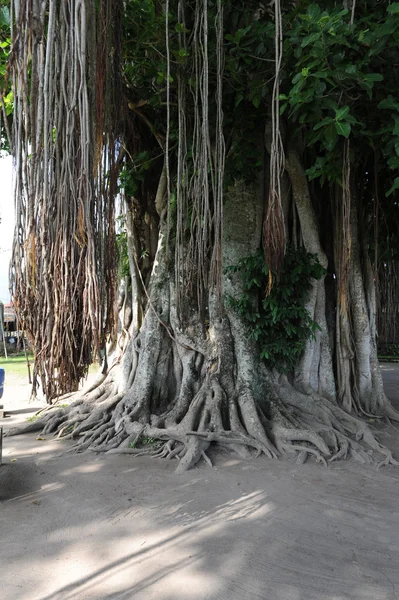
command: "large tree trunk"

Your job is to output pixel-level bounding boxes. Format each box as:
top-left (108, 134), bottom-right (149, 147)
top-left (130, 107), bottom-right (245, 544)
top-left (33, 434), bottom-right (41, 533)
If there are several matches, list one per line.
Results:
top-left (8, 0), bottom-right (399, 475)
top-left (7, 171), bottom-right (399, 471)
top-left (286, 144), bottom-right (336, 401)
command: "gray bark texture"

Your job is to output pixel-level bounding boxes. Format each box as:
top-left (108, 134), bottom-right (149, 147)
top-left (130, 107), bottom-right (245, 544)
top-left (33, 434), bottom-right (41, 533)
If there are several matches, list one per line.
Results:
top-left (6, 171), bottom-right (399, 472)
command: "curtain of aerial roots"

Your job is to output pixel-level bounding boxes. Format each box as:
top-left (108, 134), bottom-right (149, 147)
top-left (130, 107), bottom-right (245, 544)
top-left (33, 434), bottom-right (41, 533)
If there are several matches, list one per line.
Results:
top-left (175, 0), bottom-right (225, 323)
top-left (10, 0), bottom-right (120, 401)
top-left (263, 0), bottom-right (285, 290)
top-left (378, 261), bottom-right (399, 352)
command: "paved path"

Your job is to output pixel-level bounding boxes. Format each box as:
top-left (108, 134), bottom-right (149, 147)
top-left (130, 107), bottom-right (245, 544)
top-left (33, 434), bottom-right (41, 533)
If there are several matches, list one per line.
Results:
top-left (0, 368), bottom-right (399, 600)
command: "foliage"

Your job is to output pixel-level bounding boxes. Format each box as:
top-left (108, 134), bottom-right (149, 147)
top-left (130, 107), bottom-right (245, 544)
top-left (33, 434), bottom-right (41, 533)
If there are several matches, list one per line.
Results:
top-left (281, 2), bottom-right (399, 190)
top-left (378, 343), bottom-right (399, 360)
top-left (26, 414), bottom-right (40, 423)
top-left (3, 1), bottom-right (399, 209)
top-left (0, 0), bottom-right (11, 152)
top-left (116, 216), bottom-right (130, 280)
top-left (119, 151), bottom-right (152, 196)
top-left (228, 247), bottom-right (325, 372)
top-left (105, 1), bottom-right (399, 230)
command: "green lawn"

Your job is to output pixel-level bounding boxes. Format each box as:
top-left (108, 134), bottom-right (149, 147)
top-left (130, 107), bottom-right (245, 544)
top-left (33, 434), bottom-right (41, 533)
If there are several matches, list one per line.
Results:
top-left (0, 353), bottom-right (99, 386)
top-left (0, 353), bottom-right (33, 383)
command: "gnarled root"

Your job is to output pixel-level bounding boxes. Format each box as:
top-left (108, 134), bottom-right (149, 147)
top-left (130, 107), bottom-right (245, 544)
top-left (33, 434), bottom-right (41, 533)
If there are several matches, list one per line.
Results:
top-left (5, 317), bottom-right (398, 474)
top-left (268, 388), bottom-right (398, 468)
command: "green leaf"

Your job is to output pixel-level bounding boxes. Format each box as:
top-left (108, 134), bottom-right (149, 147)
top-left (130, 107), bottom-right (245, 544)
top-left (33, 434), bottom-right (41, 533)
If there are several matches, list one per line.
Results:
top-left (280, 102), bottom-right (288, 115)
top-left (335, 121), bottom-right (351, 138)
top-left (175, 22), bottom-right (188, 33)
top-left (230, 25), bottom-right (252, 45)
top-left (324, 98), bottom-right (339, 112)
top-left (363, 73), bottom-right (383, 82)
top-left (376, 20), bottom-right (398, 36)
top-left (386, 177), bottom-right (399, 197)
top-left (176, 48), bottom-right (189, 58)
top-left (324, 124), bottom-right (338, 150)
top-left (301, 32), bottom-right (320, 48)
top-left (387, 3), bottom-right (399, 13)
top-left (235, 93), bottom-right (244, 107)
top-left (345, 64), bottom-right (358, 76)
top-left (335, 106), bottom-right (350, 120)
top-left (311, 70), bottom-right (329, 79)
top-left (345, 115), bottom-right (359, 125)
top-left (313, 117), bottom-right (333, 131)
top-left (0, 7), bottom-right (10, 27)
top-left (378, 97), bottom-right (399, 111)
top-left (307, 4), bottom-right (322, 21)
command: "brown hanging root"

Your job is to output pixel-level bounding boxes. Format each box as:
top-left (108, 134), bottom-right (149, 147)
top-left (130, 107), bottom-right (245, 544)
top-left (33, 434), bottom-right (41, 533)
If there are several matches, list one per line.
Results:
top-left (10, 0), bottom-right (121, 402)
top-left (263, 0), bottom-right (286, 281)
top-left (175, 0), bottom-right (225, 321)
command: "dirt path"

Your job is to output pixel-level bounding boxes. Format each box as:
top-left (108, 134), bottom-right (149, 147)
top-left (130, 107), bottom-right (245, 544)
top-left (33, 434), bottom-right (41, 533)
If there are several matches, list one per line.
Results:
top-left (1, 367), bottom-right (399, 600)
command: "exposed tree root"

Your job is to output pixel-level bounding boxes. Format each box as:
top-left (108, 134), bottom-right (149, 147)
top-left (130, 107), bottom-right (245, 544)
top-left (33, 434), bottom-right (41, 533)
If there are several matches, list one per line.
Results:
top-left (6, 205), bottom-right (398, 473)
top-left (6, 351), bottom-right (398, 473)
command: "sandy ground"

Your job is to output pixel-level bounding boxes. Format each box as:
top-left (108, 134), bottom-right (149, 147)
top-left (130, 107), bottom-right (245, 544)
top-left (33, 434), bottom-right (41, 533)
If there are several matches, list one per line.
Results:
top-left (0, 366), bottom-right (399, 600)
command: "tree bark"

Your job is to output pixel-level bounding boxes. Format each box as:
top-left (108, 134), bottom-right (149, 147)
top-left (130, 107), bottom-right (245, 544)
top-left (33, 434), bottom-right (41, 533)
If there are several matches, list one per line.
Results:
top-left (7, 174), bottom-right (399, 471)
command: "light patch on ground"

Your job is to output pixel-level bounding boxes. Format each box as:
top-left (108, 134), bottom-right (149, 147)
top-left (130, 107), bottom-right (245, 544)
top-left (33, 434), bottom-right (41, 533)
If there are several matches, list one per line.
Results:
top-left (0, 366), bottom-right (399, 599)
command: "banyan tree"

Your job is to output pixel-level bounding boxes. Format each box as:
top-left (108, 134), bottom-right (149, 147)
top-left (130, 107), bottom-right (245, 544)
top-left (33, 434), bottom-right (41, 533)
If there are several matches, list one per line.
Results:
top-left (5, 0), bottom-right (399, 472)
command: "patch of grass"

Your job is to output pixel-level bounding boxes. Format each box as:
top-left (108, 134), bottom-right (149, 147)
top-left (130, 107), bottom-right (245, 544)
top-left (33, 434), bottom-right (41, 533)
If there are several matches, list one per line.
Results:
top-left (0, 353), bottom-right (34, 381)
top-left (129, 437), bottom-right (162, 449)
top-left (379, 356), bottom-right (399, 363)
top-left (26, 413), bottom-right (40, 422)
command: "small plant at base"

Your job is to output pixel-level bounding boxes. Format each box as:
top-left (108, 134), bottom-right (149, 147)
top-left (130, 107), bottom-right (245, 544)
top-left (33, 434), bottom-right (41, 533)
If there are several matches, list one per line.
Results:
top-left (227, 246), bottom-right (326, 372)
top-left (26, 414), bottom-right (40, 423)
